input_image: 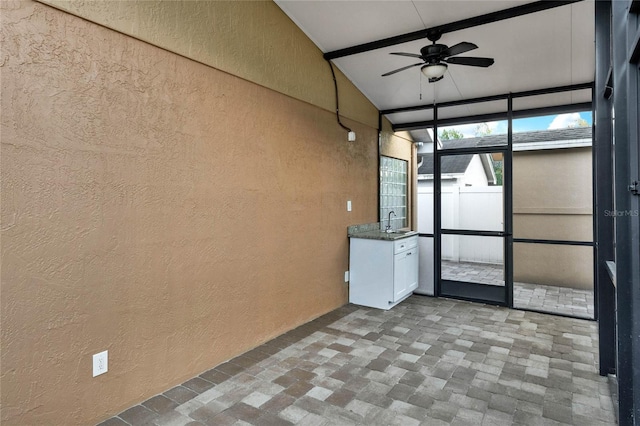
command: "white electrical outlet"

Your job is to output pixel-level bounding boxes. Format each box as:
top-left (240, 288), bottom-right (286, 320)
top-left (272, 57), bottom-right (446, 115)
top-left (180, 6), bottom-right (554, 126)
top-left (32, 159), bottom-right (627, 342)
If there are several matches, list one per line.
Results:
top-left (348, 131), bottom-right (356, 142)
top-left (344, 271), bottom-right (349, 282)
top-left (347, 200), bottom-right (352, 212)
top-left (93, 350), bottom-right (108, 377)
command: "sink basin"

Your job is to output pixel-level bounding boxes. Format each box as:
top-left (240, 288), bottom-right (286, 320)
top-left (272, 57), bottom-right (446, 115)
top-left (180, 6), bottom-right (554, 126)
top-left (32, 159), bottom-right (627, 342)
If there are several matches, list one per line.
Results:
top-left (382, 230), bottom-right (417, 238)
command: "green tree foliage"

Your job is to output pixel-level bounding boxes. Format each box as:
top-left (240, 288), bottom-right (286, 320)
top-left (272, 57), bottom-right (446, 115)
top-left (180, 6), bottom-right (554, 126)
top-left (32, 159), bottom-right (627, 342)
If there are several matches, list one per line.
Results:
top-left (568, 118), bottom-right (589, 128)
top-left (493, 159), bottom-right (503, 186)
top-left (439, 128), bottom-right (464, 140)
top-left (475, 122), bottom-right (493, 136)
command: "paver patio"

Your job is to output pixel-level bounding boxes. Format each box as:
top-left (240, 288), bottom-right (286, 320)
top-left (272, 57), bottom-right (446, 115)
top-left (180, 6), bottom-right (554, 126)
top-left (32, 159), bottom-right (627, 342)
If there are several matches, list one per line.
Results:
top-left (441, 260), bottom-right (594, 319)
top-left (99, 296), bottom-right (613, 426)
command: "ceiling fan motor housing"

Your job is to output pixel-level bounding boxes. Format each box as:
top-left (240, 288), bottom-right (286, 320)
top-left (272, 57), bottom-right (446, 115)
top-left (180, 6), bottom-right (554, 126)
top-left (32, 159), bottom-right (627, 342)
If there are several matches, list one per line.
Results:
top-left (420, 44), bottom-right (447, 61)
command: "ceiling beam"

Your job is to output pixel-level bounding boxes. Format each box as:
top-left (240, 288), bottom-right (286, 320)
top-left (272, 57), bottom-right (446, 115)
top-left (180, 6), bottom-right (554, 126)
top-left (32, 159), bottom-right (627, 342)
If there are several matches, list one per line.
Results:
top-left (393, 101), bottom-right (593, 131)
top-left (323, 1), bottom-right (583, 60)
top-left (381, 94), bottom-right (508, 116)
top-left (381, 82), bottom-right (594, 115)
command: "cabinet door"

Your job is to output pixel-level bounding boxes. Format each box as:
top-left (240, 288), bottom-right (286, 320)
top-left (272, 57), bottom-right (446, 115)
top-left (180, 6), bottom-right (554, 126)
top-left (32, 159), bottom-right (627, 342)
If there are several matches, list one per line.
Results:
top-left (406, 248), bottom-right (419, 292)
top-left (393, 251), bottom-right (410, 302)
top-left (394, 248), bottom-right (419, 302)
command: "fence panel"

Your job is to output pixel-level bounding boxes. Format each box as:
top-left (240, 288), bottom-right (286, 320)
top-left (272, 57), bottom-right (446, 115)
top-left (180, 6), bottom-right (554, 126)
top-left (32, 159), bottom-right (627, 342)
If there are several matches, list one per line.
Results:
top-left (418, 185), bottom-right (503, 264)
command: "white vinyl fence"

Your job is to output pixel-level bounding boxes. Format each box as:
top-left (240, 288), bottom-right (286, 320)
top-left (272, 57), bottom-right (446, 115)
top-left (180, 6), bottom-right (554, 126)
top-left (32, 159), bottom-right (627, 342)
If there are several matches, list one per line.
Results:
top-left (417, 185), bottom-right (504, 264)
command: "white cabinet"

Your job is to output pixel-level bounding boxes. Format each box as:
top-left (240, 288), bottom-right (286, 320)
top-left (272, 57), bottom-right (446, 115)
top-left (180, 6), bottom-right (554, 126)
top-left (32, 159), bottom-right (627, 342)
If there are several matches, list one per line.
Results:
top-left (349, 235), bottom-right (419, 310)
top-left (393, 245), bottom-right (419, 301)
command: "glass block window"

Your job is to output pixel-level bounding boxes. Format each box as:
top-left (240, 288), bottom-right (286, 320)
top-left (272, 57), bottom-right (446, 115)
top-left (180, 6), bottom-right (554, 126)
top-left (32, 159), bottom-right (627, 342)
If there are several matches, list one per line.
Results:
top-left (380, 156), bottom-right (408, 230)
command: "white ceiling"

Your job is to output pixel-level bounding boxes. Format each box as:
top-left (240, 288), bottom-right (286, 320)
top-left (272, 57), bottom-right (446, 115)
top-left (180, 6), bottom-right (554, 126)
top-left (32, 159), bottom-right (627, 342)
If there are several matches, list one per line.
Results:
top-left (275, 1), bottom-right (595, 126)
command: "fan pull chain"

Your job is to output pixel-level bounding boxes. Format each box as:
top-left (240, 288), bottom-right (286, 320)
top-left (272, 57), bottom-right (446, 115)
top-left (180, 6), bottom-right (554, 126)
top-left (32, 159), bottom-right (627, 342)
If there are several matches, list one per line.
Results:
top-left (433, 80), bottom-right (437, 105)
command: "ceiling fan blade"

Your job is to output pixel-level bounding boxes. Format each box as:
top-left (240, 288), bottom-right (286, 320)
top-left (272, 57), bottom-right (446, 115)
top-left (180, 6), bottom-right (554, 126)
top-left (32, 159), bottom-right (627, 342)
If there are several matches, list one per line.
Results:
top-left (445, 56), bottom-right (494, 67)
top-left (390, 52), bottom-right (423, 59)
top-left (441, 42), bottom-right (478, 58)
top-left (381, 62), bottom-right (423, 76)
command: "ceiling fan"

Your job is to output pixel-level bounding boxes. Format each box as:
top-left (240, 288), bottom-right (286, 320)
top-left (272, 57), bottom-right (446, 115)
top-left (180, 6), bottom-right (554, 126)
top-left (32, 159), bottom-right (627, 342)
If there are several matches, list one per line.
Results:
top-left (381, 33), bottom-right (494, 82)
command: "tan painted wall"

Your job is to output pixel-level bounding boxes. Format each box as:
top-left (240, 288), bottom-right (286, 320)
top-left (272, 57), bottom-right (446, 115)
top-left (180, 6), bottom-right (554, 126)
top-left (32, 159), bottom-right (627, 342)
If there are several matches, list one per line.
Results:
top-left (0, 1), bottom-right (401, 424)
top-left (513, 244), bottom-right (594, 290)
top-left (513, 147), bottom-right (593, 289)
top-left (38, 0), bottom-right (379, 129)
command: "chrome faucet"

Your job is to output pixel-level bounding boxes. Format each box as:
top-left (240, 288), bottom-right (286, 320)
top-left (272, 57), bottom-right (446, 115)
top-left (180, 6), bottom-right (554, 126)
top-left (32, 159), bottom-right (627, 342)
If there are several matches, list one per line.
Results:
top-left (386, 211), bottom-right (396, 233)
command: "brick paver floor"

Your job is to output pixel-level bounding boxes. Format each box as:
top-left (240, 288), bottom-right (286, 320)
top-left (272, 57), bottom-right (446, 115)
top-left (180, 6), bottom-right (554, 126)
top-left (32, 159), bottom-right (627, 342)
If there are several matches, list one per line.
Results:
top-left (99, 296), bottom-right (614, 426)
top-left (441, 260), bottom-right (594, 319)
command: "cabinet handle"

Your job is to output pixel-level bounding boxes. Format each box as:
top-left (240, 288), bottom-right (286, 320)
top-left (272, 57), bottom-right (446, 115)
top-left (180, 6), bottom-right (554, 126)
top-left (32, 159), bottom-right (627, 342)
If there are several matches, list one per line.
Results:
top-left (407, 252), bottom-right (412, 256)
top-left (400, 245), bottom-right (405, 249)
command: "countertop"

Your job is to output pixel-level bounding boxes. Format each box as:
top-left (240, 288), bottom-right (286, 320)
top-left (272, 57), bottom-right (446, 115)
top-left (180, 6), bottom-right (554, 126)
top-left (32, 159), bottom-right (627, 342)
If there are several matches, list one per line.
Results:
top-left (347, 222), bottom-right (418, 241)
top-left (348, 230), bottom-right (418, 241)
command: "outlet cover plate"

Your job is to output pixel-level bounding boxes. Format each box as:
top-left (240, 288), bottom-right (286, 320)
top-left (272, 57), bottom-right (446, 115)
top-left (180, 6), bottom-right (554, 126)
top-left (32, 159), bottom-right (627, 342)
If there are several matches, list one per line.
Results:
top-left (344, 271), bottom-right (349, 282)
top-left (93, 350), bottom-right (108, 377)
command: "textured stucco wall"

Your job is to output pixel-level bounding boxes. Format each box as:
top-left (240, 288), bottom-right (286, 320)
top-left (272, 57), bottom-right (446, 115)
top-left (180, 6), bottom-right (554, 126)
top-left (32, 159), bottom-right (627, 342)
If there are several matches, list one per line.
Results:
top-left (36, 0), bottom-right (412, 221)
top-left (513, 147), bottom-right (593, 289)
top-left (38, 0), bottom-right (380, 129)
top-left (513, 244), bottom-right (594, 290)
top-left (0, 1), bottom-right (382, 424)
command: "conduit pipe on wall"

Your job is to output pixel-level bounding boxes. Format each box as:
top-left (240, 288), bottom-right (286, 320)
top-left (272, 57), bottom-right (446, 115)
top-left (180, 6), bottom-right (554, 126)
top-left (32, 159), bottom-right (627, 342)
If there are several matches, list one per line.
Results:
top-left (327, 61), bottom-right (353, 136)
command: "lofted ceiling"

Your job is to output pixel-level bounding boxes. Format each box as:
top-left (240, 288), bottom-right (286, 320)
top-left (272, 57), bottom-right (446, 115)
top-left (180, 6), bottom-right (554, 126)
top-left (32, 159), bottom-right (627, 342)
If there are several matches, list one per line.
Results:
top-left (274, 0), bottom-right (595, 129)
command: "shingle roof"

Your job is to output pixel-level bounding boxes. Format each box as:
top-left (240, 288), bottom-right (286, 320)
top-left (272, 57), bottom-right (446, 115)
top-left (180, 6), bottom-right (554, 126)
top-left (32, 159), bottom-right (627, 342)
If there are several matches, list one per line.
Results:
top-left (418, 153), bottom-right (473, 175)
top-left (441, 126), bottom-right (592, 149)
top-left (418, 127), bottom-right (592, 175)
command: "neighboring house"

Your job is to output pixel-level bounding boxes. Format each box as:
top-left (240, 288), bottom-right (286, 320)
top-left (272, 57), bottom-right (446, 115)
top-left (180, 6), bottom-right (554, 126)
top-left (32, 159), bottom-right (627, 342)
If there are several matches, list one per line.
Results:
top-left (512, 127), bottom-right (593, 290)
top-left (416, 126), bottom-right (593, 289)
top-left (417, 151), bottom-right (496, 188)
top-left (416, 126), bottom-right (591, 191)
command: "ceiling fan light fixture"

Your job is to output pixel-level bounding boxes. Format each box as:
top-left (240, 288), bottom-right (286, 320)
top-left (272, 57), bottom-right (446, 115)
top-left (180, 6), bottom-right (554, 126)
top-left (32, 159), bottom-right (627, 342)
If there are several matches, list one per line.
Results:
top-left (421, 63), bottom-right (448, 80)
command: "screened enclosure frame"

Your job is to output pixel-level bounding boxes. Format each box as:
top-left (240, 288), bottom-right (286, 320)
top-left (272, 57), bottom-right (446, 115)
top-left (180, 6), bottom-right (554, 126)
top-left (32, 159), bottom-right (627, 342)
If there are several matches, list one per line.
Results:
top-left (378, 82), bottom-right (596, 318)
